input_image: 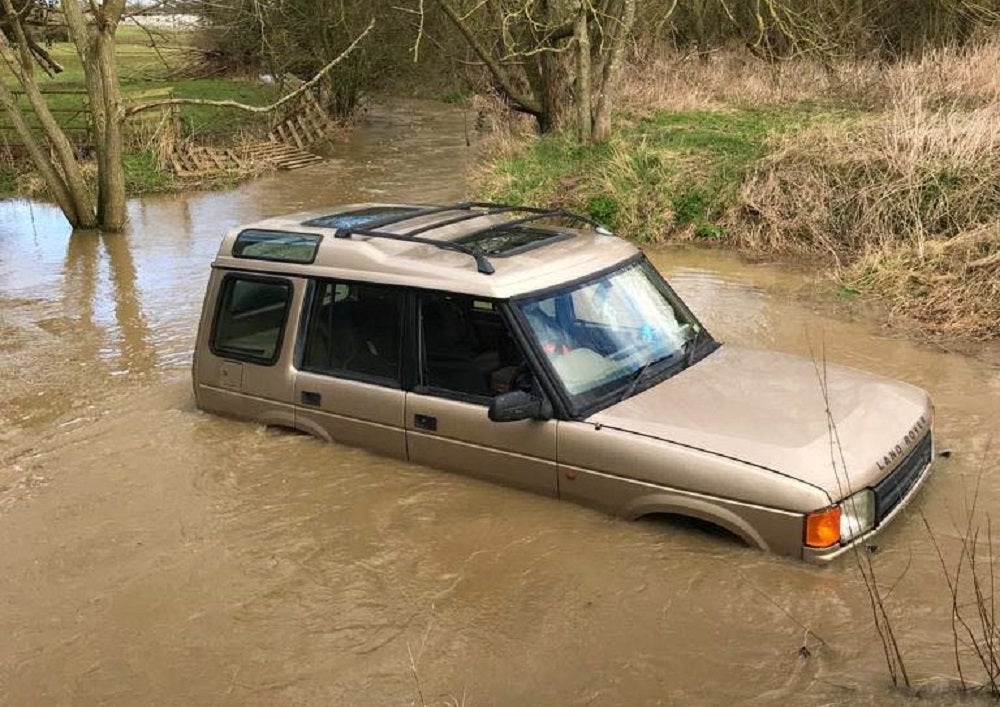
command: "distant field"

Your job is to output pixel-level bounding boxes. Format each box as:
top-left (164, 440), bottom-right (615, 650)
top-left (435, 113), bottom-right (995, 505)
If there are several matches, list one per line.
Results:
top-left (2, 26), bottom-right (279, 141)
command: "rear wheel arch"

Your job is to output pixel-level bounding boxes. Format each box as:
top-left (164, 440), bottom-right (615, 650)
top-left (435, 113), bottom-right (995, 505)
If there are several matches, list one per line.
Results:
top-left (291, 415), bottom-right (333, 442)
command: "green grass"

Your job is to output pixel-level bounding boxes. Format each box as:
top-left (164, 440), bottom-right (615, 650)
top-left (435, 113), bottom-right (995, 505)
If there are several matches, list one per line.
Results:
top-left (480, 107), bottom-right (825, 242)
top-left (130, 77), bottom-right (279, 138)
top-left (3, 28), bottom-right (278, 137)
top-left (123, 150), bottom-right (172, 193)
top-left (1, 27), bottom-right (281, 197)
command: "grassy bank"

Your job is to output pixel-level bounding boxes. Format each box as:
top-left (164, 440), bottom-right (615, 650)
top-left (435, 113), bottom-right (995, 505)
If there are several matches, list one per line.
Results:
top-left (0, 27), bottom-right (280, 198)
top-left (476, 44), bottom-right (1000, 340)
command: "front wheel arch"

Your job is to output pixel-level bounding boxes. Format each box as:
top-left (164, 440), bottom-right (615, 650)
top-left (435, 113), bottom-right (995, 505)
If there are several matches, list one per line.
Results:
top-left (626, 494), bottom-right (770, 551)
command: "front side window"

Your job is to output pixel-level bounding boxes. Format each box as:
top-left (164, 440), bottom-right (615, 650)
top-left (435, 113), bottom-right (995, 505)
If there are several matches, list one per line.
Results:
top-left (419, 292), bottom-right (530, 401)
top-left (301, 280), bottom-right (403, 384)
top-left (515, 261), bottom-right (705, 414)
top-left (212, 275), bottom-right (292, 365)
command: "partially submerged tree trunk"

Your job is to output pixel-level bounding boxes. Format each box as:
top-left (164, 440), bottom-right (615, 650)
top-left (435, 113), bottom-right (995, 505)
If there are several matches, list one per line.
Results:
top-left (63, 0), bottom-right (127, 230)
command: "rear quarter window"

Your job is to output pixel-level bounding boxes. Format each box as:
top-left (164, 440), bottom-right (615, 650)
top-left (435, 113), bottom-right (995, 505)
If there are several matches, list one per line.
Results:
top-left (211, 275), bottom-right (293, 365)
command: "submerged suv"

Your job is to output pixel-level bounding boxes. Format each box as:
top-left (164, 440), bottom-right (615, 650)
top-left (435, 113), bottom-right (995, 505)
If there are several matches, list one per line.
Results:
top-left (193, 202), bottom-right (934, 561)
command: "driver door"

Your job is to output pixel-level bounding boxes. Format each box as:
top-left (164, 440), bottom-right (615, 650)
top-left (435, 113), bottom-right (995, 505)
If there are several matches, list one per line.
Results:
top-left (404, 291), bottom-right (558, 497)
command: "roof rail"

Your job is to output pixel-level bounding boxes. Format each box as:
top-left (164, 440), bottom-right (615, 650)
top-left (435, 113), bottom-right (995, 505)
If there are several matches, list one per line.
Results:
top-left (335, 202), bottom-right (610, 276)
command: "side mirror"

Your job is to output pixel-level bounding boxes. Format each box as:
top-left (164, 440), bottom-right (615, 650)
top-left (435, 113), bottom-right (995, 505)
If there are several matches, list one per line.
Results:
top-left (488, 390), bottom-right (547, 423)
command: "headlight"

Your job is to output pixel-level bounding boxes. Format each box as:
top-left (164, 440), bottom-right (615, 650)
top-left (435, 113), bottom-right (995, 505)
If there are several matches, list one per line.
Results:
top-left (840, 488), bottom-right (875, 542)
top-left (805, 489), bottom-right (876, 549)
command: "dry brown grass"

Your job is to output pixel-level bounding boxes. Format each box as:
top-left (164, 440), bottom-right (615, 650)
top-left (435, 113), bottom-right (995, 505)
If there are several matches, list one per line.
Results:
top-left (620, 40), bottom-right (1000, 113)
top-left (620, 45), bottom-right (843, 112)
top-left (733, 92), bottom-right (1000, 337)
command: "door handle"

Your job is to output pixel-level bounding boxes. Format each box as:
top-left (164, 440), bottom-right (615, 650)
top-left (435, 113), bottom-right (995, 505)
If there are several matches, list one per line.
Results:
top-left (301, 391), bottom-right (322, 406)
top-left (414, 413), bottom-right (437, 431)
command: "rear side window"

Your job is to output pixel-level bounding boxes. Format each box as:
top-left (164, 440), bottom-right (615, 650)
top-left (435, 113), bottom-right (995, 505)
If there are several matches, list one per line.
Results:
top-left (233, 230), bottom-right (321, 264)
top-left (301, 280), bottom-right (403, 384)
top-left (211, 276), bottom-right (292, 365)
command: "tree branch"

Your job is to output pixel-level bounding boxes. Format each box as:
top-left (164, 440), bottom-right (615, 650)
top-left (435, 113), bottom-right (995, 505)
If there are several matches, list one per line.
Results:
top-left (432, 0), bottom-right (542, 116)
top-left (123, 17), bottom-right (375, 120)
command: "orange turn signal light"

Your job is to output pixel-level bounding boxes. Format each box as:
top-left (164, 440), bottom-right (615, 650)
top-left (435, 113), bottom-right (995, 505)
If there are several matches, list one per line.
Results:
top-left (805, 506), bottom-right (842, 548)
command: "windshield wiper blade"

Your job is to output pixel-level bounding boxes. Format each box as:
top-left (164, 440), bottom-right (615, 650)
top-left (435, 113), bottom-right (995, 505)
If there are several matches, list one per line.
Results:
top-left (685, 327), bottom-right (705, 368)
top-left (618, 353), bottom-right (674, 403)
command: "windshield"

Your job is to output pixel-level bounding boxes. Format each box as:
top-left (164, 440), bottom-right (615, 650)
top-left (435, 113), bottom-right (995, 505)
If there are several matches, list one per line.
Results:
top-left (515, 261), bottom-right (705, 413)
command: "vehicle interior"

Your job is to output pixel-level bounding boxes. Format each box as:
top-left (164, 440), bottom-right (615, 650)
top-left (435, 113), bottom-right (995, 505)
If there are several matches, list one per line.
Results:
top-left (419, 292), bottom-right (529, 399)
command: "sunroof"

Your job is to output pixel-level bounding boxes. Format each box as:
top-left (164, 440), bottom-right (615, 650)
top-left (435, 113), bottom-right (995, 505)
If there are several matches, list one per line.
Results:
top-left (458, 226), bottom-right (570, 256)
top-left (233, 229), bottom-right (322, 263)
top-left (302, 206), bottom-right (422, 230)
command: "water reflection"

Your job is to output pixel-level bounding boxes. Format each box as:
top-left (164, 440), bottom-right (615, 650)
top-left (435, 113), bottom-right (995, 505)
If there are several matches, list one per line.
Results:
top-left (62, 230), bottom-right (156, 376)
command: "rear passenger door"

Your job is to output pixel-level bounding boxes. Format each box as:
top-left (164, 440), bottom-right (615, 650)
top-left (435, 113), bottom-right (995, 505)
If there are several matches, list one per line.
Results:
top-left (404, 291), bottom-right (558, 496)
top-left (294, 279), bottom-right (408, 459)
top-left (194, 271), bottom-right (301, 426)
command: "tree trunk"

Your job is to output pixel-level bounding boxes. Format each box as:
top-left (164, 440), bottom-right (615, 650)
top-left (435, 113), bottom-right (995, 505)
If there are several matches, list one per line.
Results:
top-left (96, 27), bottom-right (126, 230)
top-left (64, 0), bottom-right (127, 231)
top-left (0, 80), bottom-right (80, 221)
top-left (575, 3), bottom-right (592, 142)
top-left (592, 0), bottom-right (635, 142)
top-left (0, 0), bottom-right (96, 226)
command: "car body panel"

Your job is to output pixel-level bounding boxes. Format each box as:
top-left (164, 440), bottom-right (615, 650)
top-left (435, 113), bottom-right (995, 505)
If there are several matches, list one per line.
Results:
top-left (294, 373), bottom-right (407, 459)
top-left (404, 393), bottom-right (559, 497)
top-left (556, 418), bottom-right (830, 513)
top-left (589, 346), bottom-right (933, 500)
top-left (192, 269), bottom-right (301, 426)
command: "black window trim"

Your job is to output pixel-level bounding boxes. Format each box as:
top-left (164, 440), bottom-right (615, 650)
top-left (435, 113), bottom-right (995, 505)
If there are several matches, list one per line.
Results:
top-left (210, 272), bottom-right (294, 367)
top-left (295, 276), bottom-right (407, 389)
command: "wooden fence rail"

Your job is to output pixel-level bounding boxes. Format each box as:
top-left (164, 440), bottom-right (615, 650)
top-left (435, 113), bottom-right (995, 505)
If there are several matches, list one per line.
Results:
top-left (0, 86), bottom-right (177, 147)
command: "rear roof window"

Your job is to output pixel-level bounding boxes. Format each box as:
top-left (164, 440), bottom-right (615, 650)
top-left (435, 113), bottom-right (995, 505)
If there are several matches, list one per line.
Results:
top-left (301, 206), bottom-right (422, 230)
top-left (233, 229), bottom-right (322, 264)
top-left (458, 226), bottom-right (570, 256)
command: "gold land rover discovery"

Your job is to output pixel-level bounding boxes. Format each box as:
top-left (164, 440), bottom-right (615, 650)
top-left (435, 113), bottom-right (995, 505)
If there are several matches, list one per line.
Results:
top-left (193, 202), bottom-right (934, 561)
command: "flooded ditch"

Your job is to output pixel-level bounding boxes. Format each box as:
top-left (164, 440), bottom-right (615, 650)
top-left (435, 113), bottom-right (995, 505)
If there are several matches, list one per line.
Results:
top-left (1, 99), bottom-right (999, 706)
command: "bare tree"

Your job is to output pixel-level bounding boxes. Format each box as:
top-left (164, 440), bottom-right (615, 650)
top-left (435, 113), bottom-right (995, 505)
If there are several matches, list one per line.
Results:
top-left (0, 2), bottom-right (373, 231)
top-left (429, 0), bottom-right (640, 141)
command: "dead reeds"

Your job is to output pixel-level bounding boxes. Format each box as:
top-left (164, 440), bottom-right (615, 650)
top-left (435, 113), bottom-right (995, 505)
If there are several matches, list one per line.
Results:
top-left (736, 91), bottom-right (1000, 337)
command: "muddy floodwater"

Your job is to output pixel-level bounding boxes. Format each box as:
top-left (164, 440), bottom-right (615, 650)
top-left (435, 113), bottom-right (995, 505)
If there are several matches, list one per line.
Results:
top-left (2, 100), bottom-right (1000, 706)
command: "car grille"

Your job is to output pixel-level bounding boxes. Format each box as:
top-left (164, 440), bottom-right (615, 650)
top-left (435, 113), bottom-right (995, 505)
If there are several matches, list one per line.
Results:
top-left (873, 432), bottom-right (933, 524)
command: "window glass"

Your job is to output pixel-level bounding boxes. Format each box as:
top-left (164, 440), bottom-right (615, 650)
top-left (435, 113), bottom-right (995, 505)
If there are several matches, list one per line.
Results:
top-left (233, 230), bottom-right (321, 263)
top-left (516, 262), bottom-right (698, 409)
top-left (302, 207), bottom-right (422, 230)
top-left (420, 292), bottom-right (529, 400)
top-left (212, 276), bottom-right (292, 364)
top-left (302, 281), bottom-right (403, 383)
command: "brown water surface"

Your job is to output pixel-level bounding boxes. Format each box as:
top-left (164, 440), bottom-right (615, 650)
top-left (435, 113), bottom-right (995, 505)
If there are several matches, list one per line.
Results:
top-left (2, 99), bottom-right (999, 706)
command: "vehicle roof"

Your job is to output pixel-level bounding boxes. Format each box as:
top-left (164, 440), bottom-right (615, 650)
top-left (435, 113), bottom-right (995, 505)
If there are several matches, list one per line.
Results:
top-left (212, 202), bottom-right (639, 299)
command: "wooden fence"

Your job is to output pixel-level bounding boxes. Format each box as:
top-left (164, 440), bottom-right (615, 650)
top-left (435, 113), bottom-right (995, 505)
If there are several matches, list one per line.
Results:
top-left (0, 86), bottom-right (178, 151)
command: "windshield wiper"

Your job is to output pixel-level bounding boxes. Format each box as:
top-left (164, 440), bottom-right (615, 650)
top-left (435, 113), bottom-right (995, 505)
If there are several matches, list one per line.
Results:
top-left (618, 353), bottom-right (675, 403)
top-left (685, 326), bottom-right (705, 368)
